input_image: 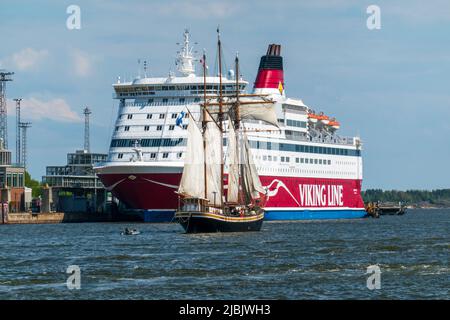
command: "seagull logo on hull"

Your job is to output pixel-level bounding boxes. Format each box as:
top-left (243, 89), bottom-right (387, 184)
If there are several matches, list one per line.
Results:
top-left (299, 184), bottom-right (344, 207)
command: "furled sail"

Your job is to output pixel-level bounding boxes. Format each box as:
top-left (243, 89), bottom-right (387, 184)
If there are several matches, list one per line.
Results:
top-left (238, 97), bottom-right (279, 128)
top-left (240, 132), bottom-right (265, 203)
top-left (178, 114), bottom-right (205, 198)
top-left (211, 96), bottom-right (278, 127)
top-left (204, 121), bottom-right (223, 206)
top-left (226, 119), bottom-right (239, 203)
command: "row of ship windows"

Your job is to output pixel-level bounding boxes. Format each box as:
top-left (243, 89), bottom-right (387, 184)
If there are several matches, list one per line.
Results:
top-left (115, 151), bottom-right (333, 166)
top-left (117, 152), bottom-right (183, 160)
top-left (110, 138), bottom-right (361, 157)
top-left (118, 112), bottom-right (307, 130)
top-left (119, 112), bottom-right (189, 120)
top-left (113, 153), bottom-right (355, 177)
top-left (117, 84), bottom-right (245, 93)
top-left (122, 98), bottom-right (201, 105)
top-left (118, 90), bottom-right (242, 98)
top-left (116, 85), bottom-right (245, 97)
top-left (111, 138), bottom-right (185, 148)
top-left (336, 160), bottom-right (356, 166)
top-left (286, 119), bottom-right (307, 128)
top-left (256, 155), bottom-right (332, 165)
top-left (249, 140), bottom-right (360, 156)
top-left (118, 124), bottom-right (188, 132)
top-left (117, 123), bottom-right (297, 133)
top-left (114, 151), bottom-right (355, 173)
top-left (116, 124), bottom-right (304, 135)
top-left (255, 167), bottom-right (357, 176)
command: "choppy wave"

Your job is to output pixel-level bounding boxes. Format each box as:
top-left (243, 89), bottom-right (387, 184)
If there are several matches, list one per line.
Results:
top-left (0, 209), bottom-right (448, 299)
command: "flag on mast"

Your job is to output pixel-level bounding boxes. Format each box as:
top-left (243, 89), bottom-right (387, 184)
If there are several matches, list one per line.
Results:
top-left (278, 81), bottom-right (284, 94)
top-left (176, 111), bottom-right (185, 128)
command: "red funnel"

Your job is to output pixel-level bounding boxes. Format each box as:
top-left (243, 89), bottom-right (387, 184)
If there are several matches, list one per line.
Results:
top-left (253, 44), bottom-right (284, 91)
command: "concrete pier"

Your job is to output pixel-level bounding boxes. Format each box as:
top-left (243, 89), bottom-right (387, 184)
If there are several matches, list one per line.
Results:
top-left (6, 212), bottom-right (64, 224)
top-left (1, 209), bottom-right (143, 224)
top-left (3, 212), bottom-right (110, 224)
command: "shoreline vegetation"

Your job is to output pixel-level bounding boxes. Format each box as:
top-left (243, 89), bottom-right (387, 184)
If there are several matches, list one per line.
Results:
top-left (362, 189), bottom-right (450, 209)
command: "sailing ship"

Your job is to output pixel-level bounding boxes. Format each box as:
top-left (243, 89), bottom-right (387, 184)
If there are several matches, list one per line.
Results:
top-left (174, 31), bottom-right (278, 233)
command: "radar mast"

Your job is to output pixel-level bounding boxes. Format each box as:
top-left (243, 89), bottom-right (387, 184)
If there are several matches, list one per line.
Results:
top-left (175, 29), bottom-right (196, 76)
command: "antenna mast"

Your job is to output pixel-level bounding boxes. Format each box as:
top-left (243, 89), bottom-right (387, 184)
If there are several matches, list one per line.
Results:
top-left (0, 70), bottom-right (14, 149)
top-left (83, 107), bottom-right (91, 152)
top-left (14, 98), bottom-right (22, 164)
top-left (19, 121), bottom-right (31, 170)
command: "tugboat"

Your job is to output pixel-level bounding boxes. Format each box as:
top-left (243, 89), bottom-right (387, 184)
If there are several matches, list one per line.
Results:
top-left (365, 201), bottom-right (407, 217)
top-left (174, 30), bottom-right (278, 233)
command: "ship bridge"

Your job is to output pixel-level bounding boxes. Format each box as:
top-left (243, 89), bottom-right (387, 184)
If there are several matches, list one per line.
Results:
top-left (113, 29), bottom-right (248, 100)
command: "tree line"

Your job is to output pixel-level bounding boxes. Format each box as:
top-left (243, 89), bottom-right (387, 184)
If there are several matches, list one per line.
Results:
top-left (362, 189), bottom-right (450, 206)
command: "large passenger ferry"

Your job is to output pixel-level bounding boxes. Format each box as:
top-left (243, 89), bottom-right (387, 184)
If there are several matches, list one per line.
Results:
top-left (94, 30), bottom-right (366, 221)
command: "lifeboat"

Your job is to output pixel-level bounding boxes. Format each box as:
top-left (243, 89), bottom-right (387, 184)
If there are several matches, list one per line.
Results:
top-left (308, 113), bottom-right (319, 123)
top-left (328, 119), bottom-right (340, 130)
top-left (318, 112), bottom-right (330, 125)
top-left (309, 112), bottom-right (329, 125)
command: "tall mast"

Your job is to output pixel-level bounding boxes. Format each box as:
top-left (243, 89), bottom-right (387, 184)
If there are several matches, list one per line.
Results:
top-left (235, 53), bottom-right (242, 204)
top-left (217, 27), bottom-right (224, 125)
top-left (235, 53), bottom-right (240, 129)
top-left (202, 51), bottom-right (208, 200)
top-left (217, 27), bottom-right (224, 207)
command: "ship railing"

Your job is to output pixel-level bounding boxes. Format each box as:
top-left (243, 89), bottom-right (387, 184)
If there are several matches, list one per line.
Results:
top-left (114, 89), bottom-right (244, 100)
top-left (298, 135), bottom-right (356, 146)
top-left (249, 129), bottom-right (356, 146)
top-left (122, 100), bottom-right (200, 108)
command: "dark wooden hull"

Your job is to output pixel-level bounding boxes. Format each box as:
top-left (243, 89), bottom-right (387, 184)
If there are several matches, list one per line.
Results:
top-left (176, 212), bottom-right (264, 233)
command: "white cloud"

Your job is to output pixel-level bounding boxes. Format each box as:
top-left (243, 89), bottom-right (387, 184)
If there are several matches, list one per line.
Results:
top-left (0, 48), bottom-right (49, 71)
top-left (70, 49), bottom-right (93, 77)
top-left (7, 97), bottom-right (81, 123)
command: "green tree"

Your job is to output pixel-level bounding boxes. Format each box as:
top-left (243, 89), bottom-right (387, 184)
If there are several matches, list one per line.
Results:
top-left (362, 188), bottom-right (450, 206)
top-left (25, 171), bottom-right (42, 198)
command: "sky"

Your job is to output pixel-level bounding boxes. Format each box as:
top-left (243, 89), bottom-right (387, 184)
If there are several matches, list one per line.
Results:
top-left (0, 0), bottom-right (450, 190)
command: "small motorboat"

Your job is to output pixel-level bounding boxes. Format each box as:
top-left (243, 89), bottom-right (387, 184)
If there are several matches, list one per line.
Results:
top-left (121, 228), bottom-right (140, 235)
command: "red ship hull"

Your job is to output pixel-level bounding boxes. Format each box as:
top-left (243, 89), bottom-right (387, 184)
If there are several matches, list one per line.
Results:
top-left (98, 170), bottom-right (366, 221)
